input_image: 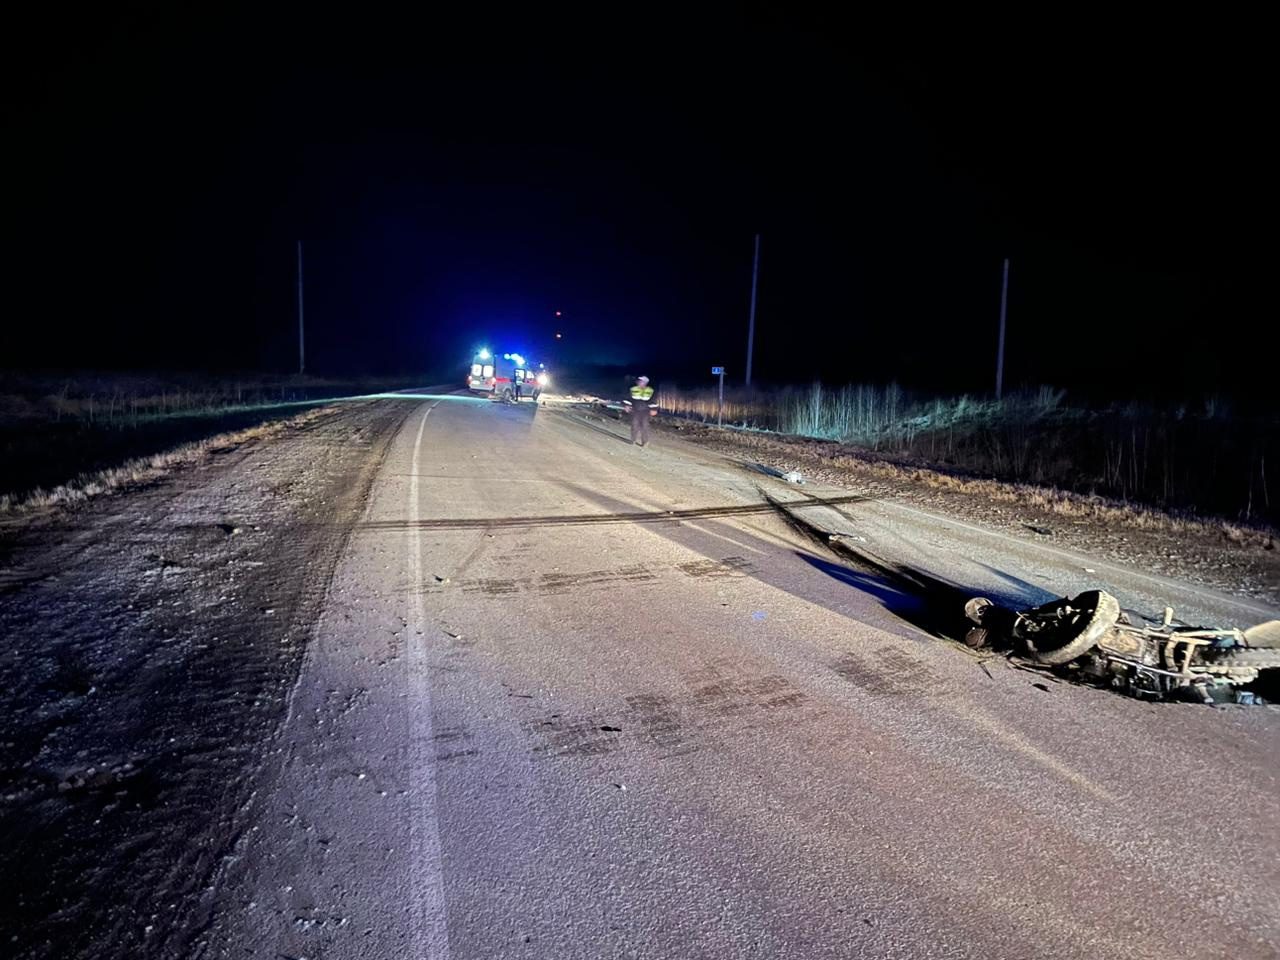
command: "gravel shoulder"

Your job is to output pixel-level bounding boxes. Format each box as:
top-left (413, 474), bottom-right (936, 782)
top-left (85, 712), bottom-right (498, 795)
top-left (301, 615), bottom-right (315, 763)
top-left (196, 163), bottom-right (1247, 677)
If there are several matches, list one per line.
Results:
top-left (0, 399), bottom-right (413, 960)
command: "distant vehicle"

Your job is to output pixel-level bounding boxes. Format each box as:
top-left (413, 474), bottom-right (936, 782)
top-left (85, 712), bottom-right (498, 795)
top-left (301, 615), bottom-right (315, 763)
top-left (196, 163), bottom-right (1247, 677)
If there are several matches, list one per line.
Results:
top-left (466, 350), bottom-right (549, 402)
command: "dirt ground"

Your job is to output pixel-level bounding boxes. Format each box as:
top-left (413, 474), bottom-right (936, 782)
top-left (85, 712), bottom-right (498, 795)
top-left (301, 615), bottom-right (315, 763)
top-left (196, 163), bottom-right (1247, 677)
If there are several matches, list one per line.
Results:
top-left (0, 400), bottom-right (411, 959)
top-left (659, 419), bottom-right (1280, 608)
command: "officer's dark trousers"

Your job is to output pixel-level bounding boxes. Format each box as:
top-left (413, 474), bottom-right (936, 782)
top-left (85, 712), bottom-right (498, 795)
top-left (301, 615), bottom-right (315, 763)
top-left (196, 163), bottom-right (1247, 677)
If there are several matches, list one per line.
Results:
top-left (629, 407), bottom-right (650, 445)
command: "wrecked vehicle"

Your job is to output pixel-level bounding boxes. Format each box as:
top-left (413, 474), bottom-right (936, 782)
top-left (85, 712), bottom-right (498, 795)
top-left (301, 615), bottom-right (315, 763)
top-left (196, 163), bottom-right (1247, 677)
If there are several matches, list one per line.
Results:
top-left (963, 590), bottom-right (1280, 702)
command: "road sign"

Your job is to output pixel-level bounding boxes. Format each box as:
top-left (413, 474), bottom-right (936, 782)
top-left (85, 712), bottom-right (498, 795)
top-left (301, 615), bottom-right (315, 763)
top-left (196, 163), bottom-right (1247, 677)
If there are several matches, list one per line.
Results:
top-left (712, 366), bottom-right (726, 427)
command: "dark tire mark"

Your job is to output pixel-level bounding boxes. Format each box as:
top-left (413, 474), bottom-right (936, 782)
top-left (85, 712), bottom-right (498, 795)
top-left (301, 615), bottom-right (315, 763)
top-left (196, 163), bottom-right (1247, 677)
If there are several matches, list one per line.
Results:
top-left (361, 492), bottom-right (873, 532)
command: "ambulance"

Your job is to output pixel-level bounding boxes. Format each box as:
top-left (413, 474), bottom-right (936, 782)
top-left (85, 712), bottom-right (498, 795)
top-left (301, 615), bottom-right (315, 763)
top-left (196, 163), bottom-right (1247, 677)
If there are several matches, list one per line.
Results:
top-left (465, 349), bottom-right (548, 401)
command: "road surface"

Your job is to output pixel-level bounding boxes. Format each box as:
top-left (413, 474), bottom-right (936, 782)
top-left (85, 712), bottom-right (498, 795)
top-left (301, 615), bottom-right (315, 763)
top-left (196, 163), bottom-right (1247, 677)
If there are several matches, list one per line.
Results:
top-left (2, 391), bottom-right (1278, 959)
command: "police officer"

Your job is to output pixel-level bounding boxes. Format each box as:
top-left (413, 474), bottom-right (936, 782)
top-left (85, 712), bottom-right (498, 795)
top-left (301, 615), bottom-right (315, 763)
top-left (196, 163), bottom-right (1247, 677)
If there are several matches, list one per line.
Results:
top-left (623, 376), bottom-right (656, 446)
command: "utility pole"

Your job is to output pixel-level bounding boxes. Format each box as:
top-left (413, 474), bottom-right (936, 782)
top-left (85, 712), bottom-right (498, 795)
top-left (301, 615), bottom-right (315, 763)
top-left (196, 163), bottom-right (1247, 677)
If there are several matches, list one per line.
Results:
top-left (745, 233), bottom-right (760, 387)
top-left (995, 257), bottom-right (1009, 400)
top-left (297, 240), bottom-right (306, 376)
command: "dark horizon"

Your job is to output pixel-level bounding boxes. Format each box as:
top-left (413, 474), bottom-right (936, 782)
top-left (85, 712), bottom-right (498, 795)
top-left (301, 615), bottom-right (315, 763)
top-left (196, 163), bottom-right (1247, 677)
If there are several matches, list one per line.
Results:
top-left (5, 8), bottom-right (1272, 404)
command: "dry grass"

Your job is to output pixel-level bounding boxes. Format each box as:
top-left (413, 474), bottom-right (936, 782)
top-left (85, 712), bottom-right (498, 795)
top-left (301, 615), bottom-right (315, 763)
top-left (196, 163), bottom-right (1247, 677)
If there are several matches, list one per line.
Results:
top-left (662, 382), bottom-right (1066, 443)
top-left (0, 373), bottom-right (426, 427)
top-left (0, 406), bottom-right (337, 516)
top-left (662, 381), bottom-right (1277, 528)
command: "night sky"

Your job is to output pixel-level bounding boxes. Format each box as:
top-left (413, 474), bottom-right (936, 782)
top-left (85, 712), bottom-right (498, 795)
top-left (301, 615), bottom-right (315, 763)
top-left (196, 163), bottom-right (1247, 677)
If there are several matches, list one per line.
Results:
top-left (5, 8), bottom-right (1271, 402)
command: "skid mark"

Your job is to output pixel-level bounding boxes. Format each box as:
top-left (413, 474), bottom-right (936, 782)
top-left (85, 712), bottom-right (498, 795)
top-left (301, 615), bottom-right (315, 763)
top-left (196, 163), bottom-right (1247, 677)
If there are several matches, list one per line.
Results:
top-left (677, 556), bottom-right (753, 579)
top-left (526, 660), bottom-right (809, 759)
top-left (536, 564), bottom-right (657, 594)
top-left (833, 647), bottom-right (945, 698)
top-left (451, 564), bottom-right (657, 598)
top-left (361, 492), bottom-right (873, 532)
top-left (448, 533), bottom-right (492, 582)
top-left (623, 693), bottom-right (685, 748)
top-left (464, 578), bottom-right (522, 596)
top-left (527, 715), bottom-right (624, 758)
top-left (428, 555), bottom-right (753, 599)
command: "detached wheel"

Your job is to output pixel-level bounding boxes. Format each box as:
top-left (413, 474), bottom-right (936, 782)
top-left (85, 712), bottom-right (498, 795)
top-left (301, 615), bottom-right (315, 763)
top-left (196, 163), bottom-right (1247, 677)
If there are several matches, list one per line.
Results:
top-left (1024, 590), bottom-right (1121, 666)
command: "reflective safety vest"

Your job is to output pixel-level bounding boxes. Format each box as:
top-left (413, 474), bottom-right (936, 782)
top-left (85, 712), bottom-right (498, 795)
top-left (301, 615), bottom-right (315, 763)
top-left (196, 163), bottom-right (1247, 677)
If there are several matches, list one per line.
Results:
top-left (629, 384), bottom-right (654, 402)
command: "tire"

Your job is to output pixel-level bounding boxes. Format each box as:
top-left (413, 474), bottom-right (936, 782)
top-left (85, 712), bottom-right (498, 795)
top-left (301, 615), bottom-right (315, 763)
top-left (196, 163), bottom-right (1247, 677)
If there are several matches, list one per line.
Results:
top-left (965, 597), bottom-right (995, 626)
top-left (501, 388), bottom-right (513, 402)
top-left (1209, 646), bottom-right (1280, 670)
top-left (964, 627), bottom-right (994, 649)
top-left (1024, 590), bottom-right (1121, 666)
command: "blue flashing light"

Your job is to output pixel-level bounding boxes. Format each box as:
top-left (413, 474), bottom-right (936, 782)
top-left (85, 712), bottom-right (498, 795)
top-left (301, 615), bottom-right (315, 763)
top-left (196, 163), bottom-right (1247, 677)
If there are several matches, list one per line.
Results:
top-left (511, 353), bottom-right (526, 367)
top-left (478, 348), bottom-right (491, 360)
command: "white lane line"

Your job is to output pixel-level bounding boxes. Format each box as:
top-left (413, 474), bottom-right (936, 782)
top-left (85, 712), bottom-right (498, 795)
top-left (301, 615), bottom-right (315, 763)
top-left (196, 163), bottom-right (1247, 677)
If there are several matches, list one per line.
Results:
top-left (408, 401), bottom-right (451, 958)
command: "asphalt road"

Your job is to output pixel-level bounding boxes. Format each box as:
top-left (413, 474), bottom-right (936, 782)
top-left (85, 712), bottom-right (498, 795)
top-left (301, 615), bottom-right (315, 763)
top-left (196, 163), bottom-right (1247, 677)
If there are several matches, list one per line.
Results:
top-left (168, 391), bottom-right (1275, 960)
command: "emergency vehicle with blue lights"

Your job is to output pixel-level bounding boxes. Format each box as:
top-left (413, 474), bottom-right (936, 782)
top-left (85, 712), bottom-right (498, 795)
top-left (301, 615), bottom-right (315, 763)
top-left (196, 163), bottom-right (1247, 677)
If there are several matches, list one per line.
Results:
top-left (466, 349), bottom-right (549, 401)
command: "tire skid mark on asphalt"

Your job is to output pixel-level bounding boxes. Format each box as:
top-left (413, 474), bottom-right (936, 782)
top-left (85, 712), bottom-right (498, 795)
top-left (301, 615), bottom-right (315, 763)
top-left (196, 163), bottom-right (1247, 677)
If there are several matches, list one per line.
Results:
top-left (357, 492), bottom-right (874, 531)
top-left (831, 647), bottom-right (948, 699)
top-left (444, 530), bottom-right (491, 582)
top-left (421, 556), bottom-right (755, 598)
top-left (524, 659), bottom-right (812, 759)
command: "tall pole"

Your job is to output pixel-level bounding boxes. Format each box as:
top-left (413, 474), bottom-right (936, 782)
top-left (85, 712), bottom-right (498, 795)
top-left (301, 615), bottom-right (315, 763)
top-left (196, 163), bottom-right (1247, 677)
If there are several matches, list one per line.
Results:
top-left (745, 233), bottom-right (760, 387)
top-left (995, 257), bottom-right (1009, 400)
top-left (718, 367), bottom-right (725, 427)
top-left (297, 240), bottom-right (306, 375)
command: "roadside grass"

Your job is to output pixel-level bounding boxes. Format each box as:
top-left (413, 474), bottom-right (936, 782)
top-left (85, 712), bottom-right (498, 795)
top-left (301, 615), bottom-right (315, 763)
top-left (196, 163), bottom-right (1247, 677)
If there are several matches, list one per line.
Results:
top-left (662, 382), bottom-right (1278, 533)
top-left (0, 407), bottom-right (338, 516)
top-left (0, 371), bottom-right (429, 426)
top-left (0, 371), bottom-right (440, 513)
